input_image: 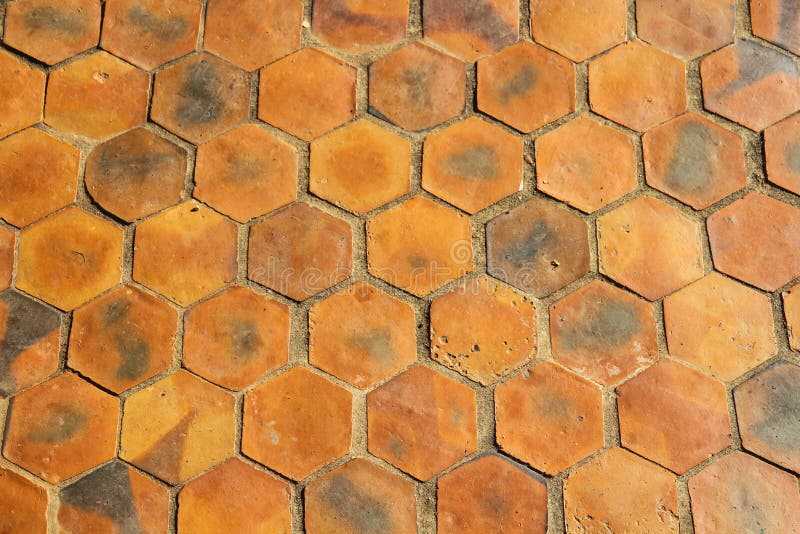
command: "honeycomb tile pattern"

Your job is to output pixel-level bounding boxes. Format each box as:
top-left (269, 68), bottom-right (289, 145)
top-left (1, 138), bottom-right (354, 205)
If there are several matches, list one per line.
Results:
top-left (1, 1), bottom-right (799, 532)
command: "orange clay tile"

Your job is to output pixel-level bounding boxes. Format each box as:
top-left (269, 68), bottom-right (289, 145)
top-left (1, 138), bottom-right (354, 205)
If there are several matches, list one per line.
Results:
top-left (45, 51), bottom-right (149, 140)
top-left (3, 372), bottom-right (118, 483)
top-left (259, 48), bottom-right (357, 141)
top-left (133, 202), bottom-right (238, 307)
top-left (367, 365), bottom-right (477, 480)
top-left (366, 196), bottom-right (474, 297)
top-left (597, 196), bottom-right (704, 300)
top-left (305, 458), bottom-right (417, 534)
top-left (120, 370), bottom-right (236, 484)
top-left (0, 49), bottom-right (44, 139)
top-left (85, 128), bottom-right (187, 222)
top-left (637, 0), bottom-right (735, 59)
top-left (248, 203), bottom-right (352, 301)
top-left (309, 282), bottom-right (416, 389)
top-left (0, 228), bottom-right (14, 290)
top-left (312, 0), bottom-right (409, 53)
top-left (476, 41), bottom-right (575, 133)
top-left (0, 128), bottom-right (78, 228)
top-left (242, 367), bottom-right (352, 480)
top-left (589, 40), bottom-right (686, 132)
top-left (764, 113), bottom-right (800, 196)
top-left (0, 467), bottom-right (47, 533)
top-left (178, 458), bottom-right (291, 533)
top-left (430, 276), bottom-right (536, 385)
top-left (101, 0), bottom-right (201, 70)
top-left (617, 359), bottom-right (731, 473)
top-left (368, 41), bottom-right (465, 131)
top-left (204, 0), bottom-right (302, 71)
top-left (422, 117), bottom-right (523, 214)
top-left (664, 273), bottom-right (777, 381)
top-left (563, 448), bottom-right (679, 533)
top-left (535, 116), bottom-right (638, 213)
top-left (495, 361), bottom-right (604, 474)
top-left (68, 285), bottom-right (178, 393)
top-left (194, 124), bottom-right (298, 222)
top-left (486, 196), bottom-right (590, 298)
top-left (707, 192), bottom-right (800, 291)
top-left (310, 119), bottom-right (411, 215)
top-left (643, 113), bottom-right (745, 209)
top-left (151, 53), bottom-right (250, 144)
top-left (16, 207), bottom-right (123, 311)
top-left (183, 286), bottom-right (290, 390)
top-left (751, 0), bottom-right (800, 56)
top-left (784, 283), bottom-right (800, 350)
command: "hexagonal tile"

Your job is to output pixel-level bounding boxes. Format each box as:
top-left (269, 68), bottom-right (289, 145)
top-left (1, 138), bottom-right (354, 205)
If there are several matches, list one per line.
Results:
top-left (784, 283), bottom-right (800, 351)
top-left (248, 203), bottom-right (352, 301)
top-left (68, 285), bottom-right (178, 393)
top-left (3, 373), bottom-right (118, 483)
top-left (0, 228), bottom-right (14, 291)
top-left (535, 116), bottom-right (637, 213)
top-left (597, 196), bottom-right (704, 300)
top-left (242, 367), bottom-right (352, 480)
top-left (309, 282), bottom-right (416, 389)
top-left (486, 196), bottom-right (590, 298)
top-left (617, 359), bottom-right (731, 473)
top-left (312, 0), bottom-right (408, 53)
top-left (589, 40), bottom-right (687, 132)
top-left (368, 41), bottom-right (465, 131)
top-left (643, 113), bottom-right (745, 209)
top-left (183, 286), bottom-right (290, 390)
top-left (120, 370), bottom-right (236, 484)
top-left (367, 365), bottom-right (477, 480)
top-left (310, 119), bottom-right (411, 215)
top-left (664, 273), bottom-right (776, 381)
top-left (85, 128), bottom-right (187, 222)
top-left (422, 117), bottom-right (523, 213)
top-left (17, 207), bottom-right (123, 311)
top-left (258, 48), bottom-right (356, 140)
top-left (195, 124), bottom-right (298, 222)
top-left (366, 196), bottom-right (474, 297)
top-left (0, 128), bottom-right (78, 228)
top-left (0, 467), bottom-right (47, 533)
top-left (0, 49), bottom-right (44, 139)
top-left (751, 0), bottom-right (800, 56)
top-left (637, 0), bottom-right (735, 59)
top-left (765, 113), bottom-right (800, 196)
top-left (133, 202), bottom-right (238, 307)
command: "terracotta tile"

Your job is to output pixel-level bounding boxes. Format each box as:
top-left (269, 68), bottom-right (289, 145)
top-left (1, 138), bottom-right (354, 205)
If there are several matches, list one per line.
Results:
top-left (563, 448), bottom-right (679, 533)
top-left (178, 458), bottom-right (291, 533)
top-left (617, 359), bottom-right (731, 473)
top-left (637, 0), bottom-right (735, 59)
top-left (248, 203), bottom-right (352, 301)
top-left (700, 40), bottom-right (800, 131)
top-left (309, 282), bottom-right (416, 388)
top-left (133, 202), bottom-right (238, 307)
top-left (242, 367), bottom-right (352, 480)
top-left (0, 467), bottom-right (47, 533)
top-left (17, 207), bottom-right (123, 311)
top-left (85, 128), bottom-right (187, 222)
top-left (0, 49), bottom-right (44, 139)
top-left (120, 370), bottom-right (235, 484)
top-left (366, 196), bottom-right (473, 297)
top-left (751, 0), bottom-right (800, 56)
top-left (664, 273), bottom-right (777, 381)
top-left (369, 41), bottom-right (465, 131)
top-left (306, 458), bottom-right (417, 534)
top-left (310, 119), bottom-right (411, 215)
top-left (151, 52), bottom-right (250, 144)
top-left (734, 362), bottom-right (800, 473)
top-left (589, 40), bottom-right (687, 132)
top-left (258, 48), bottom-right (356, 141)
top-left (367, 365), bottom-right (477, 480)
top-left (535, 116), bottom-right (638, 213)
top-left (438, 454), bottom-right (547, 534)
top-left (422, 0), bottom-right (519, 62)
top-left (486, 196), bottom-right (590, 298)
top-left (101, 0), bottom-right (201, 70)
top-left (422, 117), bottom-right (524, 213)
top-left (0, 228), bottom-right (14, 290)
top-left (312, 0), bottom-right (409, 53)
top-left (183, 286), bottom-right (290, 390)
top-left (195, 124), bottom-right (298, 222)
top-left (430, 276), bottom-right (536, 385)
top-left (205, 0), bottom-right (302, 71)
top-left (597, 196), bottom-right (704, 300)
top-left (784, 283), bottom-right (800, 351)
top-left (707, 192), bottom-right (800, 291)
top-left (68, 285), bottom-right (177, 393)
top-left (764, 114), bottom-right (800, 196)
top-left (0, 128), bottom-right (79, 228)
top-left (643, 113), bottom-right (745, 209)
top-left (3, 373), bottom-right (118, 483)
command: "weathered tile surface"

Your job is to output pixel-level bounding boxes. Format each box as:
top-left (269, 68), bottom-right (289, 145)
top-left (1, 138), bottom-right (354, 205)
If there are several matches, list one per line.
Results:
top-left (0, 467), bottom-right (48, 533)
top-left (0, 50), bottom-right (45, 139)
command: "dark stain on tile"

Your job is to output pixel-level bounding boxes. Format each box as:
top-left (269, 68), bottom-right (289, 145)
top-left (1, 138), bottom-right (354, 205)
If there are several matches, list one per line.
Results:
top-left (560, 300), bottom-right (641, 352)
top-left (777, 0), bottom-right (800, 45)
top-left (94, 144), bottom-right (173, 184)
top-left (500, 221), bottom-right (556, 268)
top-left (499, 66), bottom-right (537, 103)
top-left (425, 0), bottom-right (517, 53)
top-left (663, 120), bottom-right (715, 194)
top-left (28, 406), bottom-right (87, 443)
top-left (24, 6), bottom-right (86, 34)
top-left (351, 328), bottom-right (393, 363)
top-left (317, 0), bottom-right (399, 36)
top-left (126, 5), bottom-right (189, 42)
top-left (135, 410), bottom-right (195, 482)
top-left (229, 156), bottom-right (265, 181)
top-left (784, 142), bottom-right (800, 173)
top-left (320, 473), bottom-right (394, 534)
top-left (402, 68), bottom-right (433, 109)
top-left (748, 367), bottom-right (800, 456)
top-left (104, 299), bottom-right (151, 381)
top-left (228, 319), bottom-right (261, 362)
top-left (177, 60), bottom-right (224, 125)
top-left (445, 145), bottom-right (498, 179)
top-left (715, 40), bottom-right (799, 100)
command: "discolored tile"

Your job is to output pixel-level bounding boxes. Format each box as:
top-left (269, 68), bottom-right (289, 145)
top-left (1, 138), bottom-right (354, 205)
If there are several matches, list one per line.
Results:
top-left (751, 0), bottom-right (800, 56)
top-left (0, 228), bottom-right (14, 291)
top-left (785, 283), bottom-right (800, 351)
top-left (764, 113), bottom-right (800, 196)
top-left (637, 0), bottom-right (735, 59)
top-left (0, 49), bottom-right (45, 139)
top-left (312, 0), bottom-right (409, 53)
top-left (0, 467), bottom-right (48, 533)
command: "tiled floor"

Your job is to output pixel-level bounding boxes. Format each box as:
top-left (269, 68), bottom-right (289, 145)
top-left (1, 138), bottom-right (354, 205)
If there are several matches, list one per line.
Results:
top-left (1, 0), bottom-right (799, 532)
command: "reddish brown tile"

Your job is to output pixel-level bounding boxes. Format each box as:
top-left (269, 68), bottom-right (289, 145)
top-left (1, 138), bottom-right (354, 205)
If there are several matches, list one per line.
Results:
top-left (0, 228), bottom-right (14, 291)
top-left (0, 49), bottom-right (44, 139)
top-left (751, 0), bottom-right (800, 56)
top-left (764, 113), bottom-right (800, 196)
top-left (312, 0), bottom-right (409, 53)
top-left (0, 467), bottom-right (47, 533)
top-left (784, 283), bottom-right (800, 351)
top-left (637, 0), bottom-right (735, 59)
